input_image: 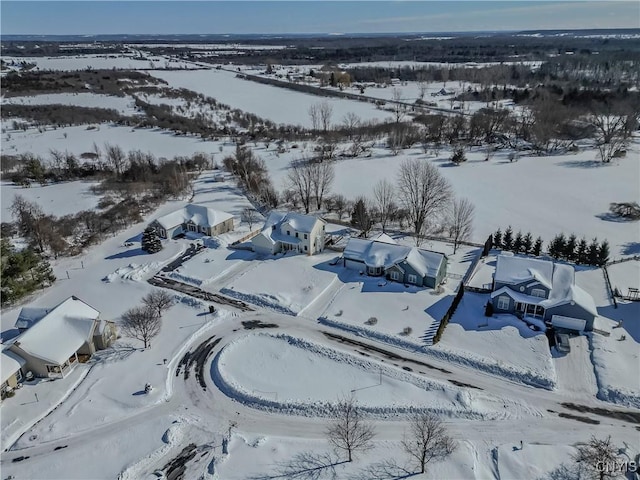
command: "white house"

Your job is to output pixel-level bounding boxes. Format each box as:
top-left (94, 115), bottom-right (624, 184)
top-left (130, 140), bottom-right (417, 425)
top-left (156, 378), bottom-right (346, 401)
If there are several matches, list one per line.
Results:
top-left (150, 204), bottom-right (234, 239)
top-left (8, 296), bottom-right (115, 380)
top-left (252, 211), bottom-right (326, 256)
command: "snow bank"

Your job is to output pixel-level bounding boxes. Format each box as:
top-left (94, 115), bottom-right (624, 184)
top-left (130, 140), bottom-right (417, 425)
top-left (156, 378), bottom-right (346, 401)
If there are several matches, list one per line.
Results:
top-left (213, 333), bottom-right (506, 420)
top-left (103, 262), bottom-right (162, 282)
top-left (318, 316), bottom-right (557, 390)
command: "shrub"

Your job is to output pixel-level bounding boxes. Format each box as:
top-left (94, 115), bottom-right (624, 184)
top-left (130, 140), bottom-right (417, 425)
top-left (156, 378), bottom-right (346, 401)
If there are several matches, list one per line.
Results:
top-left (450, 146), bottom-right (467, 165)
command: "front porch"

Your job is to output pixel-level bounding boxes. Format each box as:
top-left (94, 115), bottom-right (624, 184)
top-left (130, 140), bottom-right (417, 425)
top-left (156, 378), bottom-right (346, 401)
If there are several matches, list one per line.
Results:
top-left (514, 301), bottom-right (545, 319)
top-left (46, 352), bottom-right (79, 379)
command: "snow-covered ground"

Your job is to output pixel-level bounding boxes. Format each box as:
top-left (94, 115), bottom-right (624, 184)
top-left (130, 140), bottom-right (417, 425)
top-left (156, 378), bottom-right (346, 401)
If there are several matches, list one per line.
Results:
top-left (607, 259), bottom-right (640, 295)
top-left (222, 251), bottom-right (338, 315)
top-left (2, 54), bottom-right (201, 71)
top-left (1, 180), bottom-right (102, 223)
top-left (2, 92), bottom-right (140, 116)
top-left (149, 68), bottom-right (394, 127)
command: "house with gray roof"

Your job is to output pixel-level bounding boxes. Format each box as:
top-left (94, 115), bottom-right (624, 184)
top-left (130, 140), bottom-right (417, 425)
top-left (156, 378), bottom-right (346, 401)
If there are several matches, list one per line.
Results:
top-left (343, 235), bottom-right (447, 288)
top-left (251, 211), bottom-right (326, 256)
top-left (150, 204), bottom-right (234, 239)
top-left (490, 253), bottom-right (598, 331)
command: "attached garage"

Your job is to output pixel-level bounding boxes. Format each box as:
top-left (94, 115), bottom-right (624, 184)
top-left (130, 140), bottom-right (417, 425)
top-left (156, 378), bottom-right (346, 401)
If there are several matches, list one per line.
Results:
top-left (551, 315), bottom-right (587, 332)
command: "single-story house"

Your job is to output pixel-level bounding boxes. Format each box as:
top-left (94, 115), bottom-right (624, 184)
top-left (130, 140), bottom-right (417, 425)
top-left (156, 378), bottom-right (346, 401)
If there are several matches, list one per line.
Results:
top-left (343, 234), bottom-right (447, 288)
top-left (490, 254), bottom-right (598, 331)
top-left (150, 204), bottom-right (234, 239)
top-left (252, 211), bottom-right (326, 256)
top-left (1, 350), bottom-right (26, 400)
top-left (8, 296), bottom-right (114, 379)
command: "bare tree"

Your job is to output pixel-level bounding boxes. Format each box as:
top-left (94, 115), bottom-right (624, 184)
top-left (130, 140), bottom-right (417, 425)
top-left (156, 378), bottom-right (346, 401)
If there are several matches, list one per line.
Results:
top-left (120, 305), bottom-right (161, 349)
top-left (241, 208), bottom-right (259, 231)
top-left (308, 103), bottom-right (320, 131)
top-left (391, 88), bottom-right (405, 124)
top-left (372, 179), bottom-right (396, 232)
top-left (326, 395), bottom-right (375, 462)
top-left (589, 104), bottom-right (631, 163)
top-left (287, 158), bottom-right (315, 214)
top-left (334, 194), bottom-right (347, 220)
top-left (447, 197), bottom-right (475, 253)
top-left (401, 412), bottom-right (456, 474)
top-left (104, 143), bottom-right (127, 177)
top-left (342, 112), bottom-right (361, 139)
top-left (417, 72), bottom-right (428, 100)
top-left (397, 159), bottom-right (452, 245)
top-left (573, 436), bottom-right (625, 480)
top-left (318, 100), bottom-right (334, 132)
top-left (310, 161), bottom-right (335, 211)
top-left (11, 195), bottom-right (48, 252)
top-left (142, 290), bottom-right (174, 318)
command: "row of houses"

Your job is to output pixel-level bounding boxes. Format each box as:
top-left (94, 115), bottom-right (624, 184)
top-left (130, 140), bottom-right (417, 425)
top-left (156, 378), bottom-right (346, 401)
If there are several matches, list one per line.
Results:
top-left (1, 297), bottom-right (116, 400)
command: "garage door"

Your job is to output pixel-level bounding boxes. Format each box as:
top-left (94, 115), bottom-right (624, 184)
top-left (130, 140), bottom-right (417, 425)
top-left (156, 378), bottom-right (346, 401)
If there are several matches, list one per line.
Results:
top-left (551, 315), bottom-right (586, 332)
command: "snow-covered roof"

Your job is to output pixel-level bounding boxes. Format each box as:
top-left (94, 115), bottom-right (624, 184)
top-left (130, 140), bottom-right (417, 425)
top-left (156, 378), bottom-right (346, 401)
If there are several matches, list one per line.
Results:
top-left (14, 306), bottom-right (50, 330)
top-left (1, 349), bottom-right (26, 384)
top-left (541, 264), bottom-right (598, 316)
top-left (494, 254), bottom-right (554, 290)
top-left (371, 232), bottom-right (397, 245)
top-left (256, 211), bottom-right (323, 244)
top-left (344, 238), bottom-right (445, 277)
top-left (280, 212), bottom-right (324, 233)
top-left (154, 204), bottom-right (233, 230)
top-left (490, 286), bottom-right (544, 305)
top-left (344, 238), bottom-right (410, 268)
top-left (405, 248), bottom-right (446, 278)
top-left (12, 296), bottom-right (99, 365)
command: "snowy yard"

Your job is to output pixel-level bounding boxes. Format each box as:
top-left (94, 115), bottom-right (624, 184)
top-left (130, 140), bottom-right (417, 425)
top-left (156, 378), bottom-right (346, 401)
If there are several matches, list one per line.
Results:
top-left (435, 292), bottom-right (556, 389)
top-left (1, 180), bottom-right (102, 223)
top-left (221, 252), bottom-right (338, 315)
top-left (607, 259), bottom-right (640, 295)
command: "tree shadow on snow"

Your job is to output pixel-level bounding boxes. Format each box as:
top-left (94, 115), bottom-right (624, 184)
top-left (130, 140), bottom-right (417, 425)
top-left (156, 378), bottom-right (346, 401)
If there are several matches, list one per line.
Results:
top-left (595, 212), bottom-right (635, 223)
top-left (620, 242), bottom-right (640, 255)
top-left (247, 451), bottom-right (347, 480)
top-left (104, 248), bottom-right (146, 260)
top-left (348, 459), bottom-right (419, 480)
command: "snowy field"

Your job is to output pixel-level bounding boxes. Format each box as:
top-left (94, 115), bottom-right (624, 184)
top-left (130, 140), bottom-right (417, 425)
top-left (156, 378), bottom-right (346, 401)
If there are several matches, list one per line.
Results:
top-left (2, 54), bottom-right (201, 71)
top-left (607, 259), bottom-right (640, 294)
top-left (149, 68), bottom-right (394, 127)
top-left (2, 92), bottom-right (140, 116)
top-left (222, 251), bottom-right (338, 315)
top-left (1, 180), bottom-right (101, 223)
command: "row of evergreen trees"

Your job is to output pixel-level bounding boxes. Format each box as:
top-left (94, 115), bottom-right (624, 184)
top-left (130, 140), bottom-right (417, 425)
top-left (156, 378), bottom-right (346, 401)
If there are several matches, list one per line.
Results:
top-left (493, 227), bottom-right (610, 266)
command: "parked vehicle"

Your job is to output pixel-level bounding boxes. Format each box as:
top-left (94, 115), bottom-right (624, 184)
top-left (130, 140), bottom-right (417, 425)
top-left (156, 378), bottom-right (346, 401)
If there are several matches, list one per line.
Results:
top-left (555, 333), bottom-right (571, 353)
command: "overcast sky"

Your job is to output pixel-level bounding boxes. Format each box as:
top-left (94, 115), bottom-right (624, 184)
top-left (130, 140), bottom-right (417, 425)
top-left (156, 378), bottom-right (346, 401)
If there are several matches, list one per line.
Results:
top-left (2, 1), bottom-right (638, 35)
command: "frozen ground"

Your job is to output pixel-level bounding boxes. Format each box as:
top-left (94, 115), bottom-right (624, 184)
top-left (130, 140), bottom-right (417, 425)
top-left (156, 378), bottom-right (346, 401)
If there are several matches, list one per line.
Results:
top-left (149, 68), bottom-right (394, 127)
top-left (607, 259), bottom-right (640, 295)
top-left (222, 252), bottom-right (338, 315)
top-left (2, 53), bottom-right (200, 71)
top-left (1, 180), bottom-right (102, 223)
top-left (2, 92), bottom-right (140, 116)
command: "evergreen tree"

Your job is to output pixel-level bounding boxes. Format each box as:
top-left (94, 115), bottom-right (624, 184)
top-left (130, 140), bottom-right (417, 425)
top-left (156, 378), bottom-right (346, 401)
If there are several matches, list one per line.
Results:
top-left (513, 231), bottom-right (523, 253)
top-left (533, 236), bottom-right (543, 256)
top-left (565, 234), bottom-right (577, 262)
top-left (598, 240), bottom-right (610, 266)
top-left (522, 232), bottom-right (533, 254)
top-left (141, 226), bottom-right (163, 254)
top-left (502, 226), bottom-right (513, 251)
top-left (350, 197), bottom-right (372, 237)
top-left (587, 238), bottom-right (600, 265)
top-left (493, 228), bottom-right (502, 249)
top-left (548, 233), bottom-right (566, 259)
top-left (1, 238), bottom-right (56, 306)
top-left (576, 237), bottom-right (588, 265)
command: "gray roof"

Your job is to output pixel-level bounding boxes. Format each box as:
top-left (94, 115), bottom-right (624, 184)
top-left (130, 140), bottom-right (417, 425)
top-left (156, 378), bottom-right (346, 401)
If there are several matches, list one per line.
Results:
top-left (154, 204), bottom-right (233, 230)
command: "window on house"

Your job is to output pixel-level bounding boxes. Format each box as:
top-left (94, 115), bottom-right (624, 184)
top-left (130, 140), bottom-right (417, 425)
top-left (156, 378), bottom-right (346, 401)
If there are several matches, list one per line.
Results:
top-left (304, 233), bottom-right (308, 239)
top-left (296, 232), bottom-right (299, 238)
top-left (304, 246), bottom-right (308, 251)
top-left (390, 271), bottom-right (400, 281)
top-left (531, 288), bottom-right (546, 298)
top-left (46, 365), bottom-right (61, 374)
top-left (497, 296), bottom-right (510, 310)
top-left (287, 230), bottom-right (290, 236)
top-left (408, 274), bottom-right (417, 284)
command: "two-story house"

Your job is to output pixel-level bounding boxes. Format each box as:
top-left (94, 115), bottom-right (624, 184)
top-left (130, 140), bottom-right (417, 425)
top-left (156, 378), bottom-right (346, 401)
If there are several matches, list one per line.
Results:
top-left (490, 253), bottom-right (598, 331)
top-left (251, 211), bottom-right (326, 256)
